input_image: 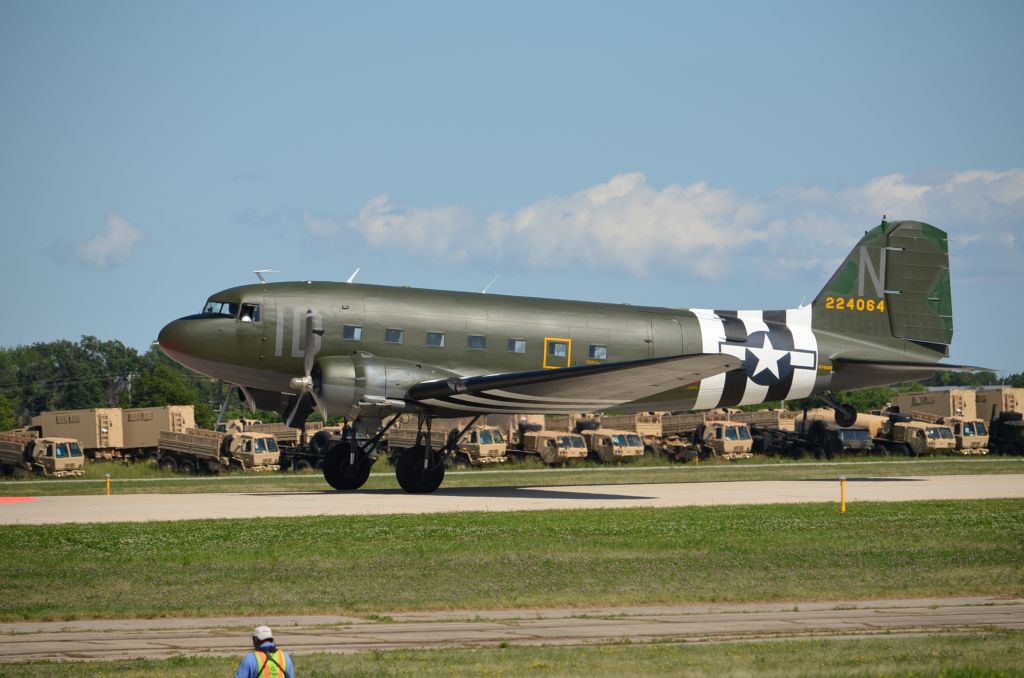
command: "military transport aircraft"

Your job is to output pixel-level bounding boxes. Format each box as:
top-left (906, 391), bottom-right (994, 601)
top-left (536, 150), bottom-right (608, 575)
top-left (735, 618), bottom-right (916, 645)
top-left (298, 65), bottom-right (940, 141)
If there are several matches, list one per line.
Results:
top-left (159, 220), bottom-right (967, 493)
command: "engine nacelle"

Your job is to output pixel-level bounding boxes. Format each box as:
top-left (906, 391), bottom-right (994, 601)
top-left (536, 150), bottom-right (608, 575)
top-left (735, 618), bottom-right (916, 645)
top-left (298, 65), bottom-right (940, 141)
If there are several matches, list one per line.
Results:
top-left (314, 352), bottom-right (459, 416)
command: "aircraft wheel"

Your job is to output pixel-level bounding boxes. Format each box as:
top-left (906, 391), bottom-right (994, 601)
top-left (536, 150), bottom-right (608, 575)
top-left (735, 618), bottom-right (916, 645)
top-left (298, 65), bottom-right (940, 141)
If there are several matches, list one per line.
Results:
top-left (396, 445), bottom-right (445, 494)
top-left (323, 443), bottom-right (372, 490)
top-left (834, 404), bottom-right (857, 428)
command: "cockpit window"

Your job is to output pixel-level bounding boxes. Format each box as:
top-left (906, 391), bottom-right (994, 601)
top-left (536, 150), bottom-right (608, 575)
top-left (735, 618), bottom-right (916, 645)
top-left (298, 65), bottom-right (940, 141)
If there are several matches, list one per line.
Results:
top-left (240, 303), bottom-right (260, 322)
top-left (203, 300), bottom-right (239, 317)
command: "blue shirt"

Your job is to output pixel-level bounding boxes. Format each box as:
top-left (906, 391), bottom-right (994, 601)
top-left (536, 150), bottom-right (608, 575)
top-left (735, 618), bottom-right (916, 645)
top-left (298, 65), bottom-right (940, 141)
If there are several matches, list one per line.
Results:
top-left (234, 642), bottom-right (294, 678)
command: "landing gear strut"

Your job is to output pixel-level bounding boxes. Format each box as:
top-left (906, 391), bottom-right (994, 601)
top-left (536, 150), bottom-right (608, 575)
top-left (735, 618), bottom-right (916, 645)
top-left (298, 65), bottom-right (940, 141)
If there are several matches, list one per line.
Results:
top-left (822, 392), bottom-right (857, 428)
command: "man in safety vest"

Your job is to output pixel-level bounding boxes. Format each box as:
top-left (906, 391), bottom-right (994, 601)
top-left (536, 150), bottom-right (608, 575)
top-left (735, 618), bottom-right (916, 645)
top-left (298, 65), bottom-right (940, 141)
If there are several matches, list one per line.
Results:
top-left (235, 624), bottom-right (294, 678)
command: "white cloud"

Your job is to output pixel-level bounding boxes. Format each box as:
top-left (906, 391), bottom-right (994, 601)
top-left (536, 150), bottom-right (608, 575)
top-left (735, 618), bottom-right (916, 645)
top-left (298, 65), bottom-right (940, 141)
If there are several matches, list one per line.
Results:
top-left (306, 169), bottom-right (1024, 282)
top-left (75, 213), bottom-right (145, 270)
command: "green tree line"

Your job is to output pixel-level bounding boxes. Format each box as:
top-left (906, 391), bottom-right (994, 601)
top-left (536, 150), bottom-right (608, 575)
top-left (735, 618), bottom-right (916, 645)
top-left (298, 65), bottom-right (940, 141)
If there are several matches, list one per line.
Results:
top-left (0, 337), bottom-right (283, 430)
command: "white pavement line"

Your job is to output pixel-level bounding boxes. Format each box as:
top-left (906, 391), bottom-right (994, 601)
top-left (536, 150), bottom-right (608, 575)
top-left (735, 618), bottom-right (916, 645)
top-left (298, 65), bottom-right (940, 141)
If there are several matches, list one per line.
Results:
top-left (1, 457), bottom-right (1020, 485)
top-left (1, 474), bottom-right (1022, 525)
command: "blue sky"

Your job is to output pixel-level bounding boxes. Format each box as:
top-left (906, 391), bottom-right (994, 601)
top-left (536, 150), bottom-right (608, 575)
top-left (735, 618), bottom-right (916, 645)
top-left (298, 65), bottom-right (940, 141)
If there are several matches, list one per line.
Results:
top-left (1, 1), bottom-right (1022, 372)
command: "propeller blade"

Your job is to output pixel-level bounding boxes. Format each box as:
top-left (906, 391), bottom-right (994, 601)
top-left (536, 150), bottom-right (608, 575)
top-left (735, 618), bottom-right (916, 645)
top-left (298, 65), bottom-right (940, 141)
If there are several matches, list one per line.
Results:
top-left (309, 388), bottom-right (328, 424)
top-left (285, 392), bottom-right (308, 428)
top-left (303, 309), bottom-right (317, 378)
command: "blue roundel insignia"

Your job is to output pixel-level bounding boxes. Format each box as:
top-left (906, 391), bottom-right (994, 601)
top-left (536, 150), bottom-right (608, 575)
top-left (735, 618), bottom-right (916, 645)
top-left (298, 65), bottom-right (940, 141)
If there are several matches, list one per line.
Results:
top-left (742, 331), bottom-right (793, 386)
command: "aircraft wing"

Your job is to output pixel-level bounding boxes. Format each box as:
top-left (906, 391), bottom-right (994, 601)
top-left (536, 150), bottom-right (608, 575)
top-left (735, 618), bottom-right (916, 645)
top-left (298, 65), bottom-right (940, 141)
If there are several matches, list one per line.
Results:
top-left (406, 353), bottom-right (741, 414)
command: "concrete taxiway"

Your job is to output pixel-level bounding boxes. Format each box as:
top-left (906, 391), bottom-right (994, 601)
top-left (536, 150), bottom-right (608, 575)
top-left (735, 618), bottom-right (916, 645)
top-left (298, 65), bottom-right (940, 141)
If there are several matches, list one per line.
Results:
top-left (2, 597), bottom-right (1021, 662)
top-left (1, 474), bottom-right (1022, 524)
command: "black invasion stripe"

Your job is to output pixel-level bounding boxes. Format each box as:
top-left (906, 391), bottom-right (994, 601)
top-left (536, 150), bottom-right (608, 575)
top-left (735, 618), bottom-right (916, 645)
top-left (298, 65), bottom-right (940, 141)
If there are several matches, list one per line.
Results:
top-left (715, 311), bottom-right (748, 407)
top-left (763, 310), bottom-right (796, 402)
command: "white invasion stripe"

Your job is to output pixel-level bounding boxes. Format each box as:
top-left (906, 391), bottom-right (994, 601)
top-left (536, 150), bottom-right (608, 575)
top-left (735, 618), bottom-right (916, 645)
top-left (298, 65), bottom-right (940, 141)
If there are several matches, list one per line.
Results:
top-left (485, 389), bottom-right (619, 405)
top-left (736, 310), bottom-right (769, 406)
top-left (786, 305), bottom-right (818, 400)
top-left (692, 309), bottom-right (726, 410)
top-left (451, 393), bottom-right (624, 410)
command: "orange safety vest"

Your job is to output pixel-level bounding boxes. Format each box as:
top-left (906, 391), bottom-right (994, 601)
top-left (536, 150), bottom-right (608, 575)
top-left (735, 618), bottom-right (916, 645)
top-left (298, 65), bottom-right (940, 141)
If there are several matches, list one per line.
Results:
top-left (254, 648), bottom-right (286, 678)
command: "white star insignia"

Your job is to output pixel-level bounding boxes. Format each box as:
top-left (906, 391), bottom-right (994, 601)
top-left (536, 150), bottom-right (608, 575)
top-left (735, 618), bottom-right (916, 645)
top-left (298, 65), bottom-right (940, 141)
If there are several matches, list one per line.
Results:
top-left (747, 334), bottom-right (788, 380)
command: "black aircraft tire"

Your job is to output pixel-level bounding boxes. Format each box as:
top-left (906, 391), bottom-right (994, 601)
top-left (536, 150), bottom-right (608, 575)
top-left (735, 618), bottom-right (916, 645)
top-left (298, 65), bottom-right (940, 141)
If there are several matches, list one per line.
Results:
top-left (322, 443), bottom-right (372, 491)
top-left (396, 445), bottom-right (445, 494)
top-left (834, 404), bottom-right (857, 428)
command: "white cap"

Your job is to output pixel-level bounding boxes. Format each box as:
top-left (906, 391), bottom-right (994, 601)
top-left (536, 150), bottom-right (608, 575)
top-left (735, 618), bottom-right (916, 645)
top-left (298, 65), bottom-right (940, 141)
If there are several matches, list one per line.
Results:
top-left (253, 625), bottom-right (273, 642)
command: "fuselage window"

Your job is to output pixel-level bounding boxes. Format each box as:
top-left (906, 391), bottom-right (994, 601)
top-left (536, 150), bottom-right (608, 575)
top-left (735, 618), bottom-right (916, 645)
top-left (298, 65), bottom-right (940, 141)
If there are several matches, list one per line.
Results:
top-left (426, 331), bottom-right (445, 348)
top-left (343, 325), bottom-right (363, 341)
top-left (589, 344), bottom-right (608, 360)
top-left (239, 304), bottom-right (260, 322)
top-left (547, 341), bottom-right (568, 358)
top-left (467, 334), bottom-right (486, 350)
top-left (202, 300), bottom-right (239, 317)
top-left (385, 328), bottom-right (405, 344)
top-left (508, 338), bottom-right (527, 353)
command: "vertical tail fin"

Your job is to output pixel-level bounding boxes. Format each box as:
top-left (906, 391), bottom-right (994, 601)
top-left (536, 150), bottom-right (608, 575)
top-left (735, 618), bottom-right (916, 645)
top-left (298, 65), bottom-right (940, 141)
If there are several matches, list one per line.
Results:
top-left (812, 220), bottom-right (952, 356)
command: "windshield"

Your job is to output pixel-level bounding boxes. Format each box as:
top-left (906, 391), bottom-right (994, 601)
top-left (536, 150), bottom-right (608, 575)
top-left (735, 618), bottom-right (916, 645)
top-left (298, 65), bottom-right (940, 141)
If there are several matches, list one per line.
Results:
top-left (202, 299), bottom-right (239, 317)
top-left (737, 427), bottom-right (751, 440)
top-left (557, 436), bottom-right (573, 448)
top-left (69, 442), bottom-right (83, 457)
top-left (925, 427), bottom-right (941, 439)
top-left (54, 443), bottom-right (70, 458)
top-left (626, 434), bottom-right (642, 446)
top-left (839, 429), bottom-right (872, 442)
top-left (478, 430), bottom-right (493, 444)
top-left (570, 436), bottom-right (586, 448)
top-left (724, 427), bottom-right (739, 441)
top-left (611, 434), bottom-right (626, 447)
top-left (253, 437), bottom-right (277, 453)
top-left (975, 422), bottom-right (988, 435)
top-left (937, 427), bottom-right (954, 439)
top-left (491, 430), bottom-right (505, 443)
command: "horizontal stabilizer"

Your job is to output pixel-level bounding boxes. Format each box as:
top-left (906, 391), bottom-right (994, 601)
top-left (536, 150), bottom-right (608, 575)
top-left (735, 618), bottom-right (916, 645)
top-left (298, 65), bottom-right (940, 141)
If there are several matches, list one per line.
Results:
top-left (828, 357), bottom-right (987, 392)
top-left (408, 354), bottom-right (741, 414)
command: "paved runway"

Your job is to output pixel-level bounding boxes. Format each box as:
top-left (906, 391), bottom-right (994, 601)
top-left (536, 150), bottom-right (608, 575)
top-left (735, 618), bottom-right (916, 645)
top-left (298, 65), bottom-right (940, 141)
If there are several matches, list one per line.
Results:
top-left (2, 474), bottom-right (1022, 524)
top-left (2, 597), bottom-right (1021, 662)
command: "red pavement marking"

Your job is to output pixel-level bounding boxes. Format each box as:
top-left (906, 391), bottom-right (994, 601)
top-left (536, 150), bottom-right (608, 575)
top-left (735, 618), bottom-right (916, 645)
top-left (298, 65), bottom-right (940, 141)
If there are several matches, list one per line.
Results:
top-left (0, 497), bottom-right (39, 504)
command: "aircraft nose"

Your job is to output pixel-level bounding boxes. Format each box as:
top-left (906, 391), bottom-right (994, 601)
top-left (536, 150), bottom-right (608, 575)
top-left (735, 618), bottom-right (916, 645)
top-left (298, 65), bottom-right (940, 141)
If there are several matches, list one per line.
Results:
top-left (157, 319), bottom-right (190, 359)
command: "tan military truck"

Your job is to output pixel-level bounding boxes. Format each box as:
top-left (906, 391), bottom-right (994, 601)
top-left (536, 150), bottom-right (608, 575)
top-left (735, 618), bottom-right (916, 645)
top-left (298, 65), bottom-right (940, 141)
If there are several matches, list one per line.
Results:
top-left (579, 428), bottom-right (644, 463)
top-left (856, 413), bottom-right (957, 456)
top-left (599, 412), bottom-right (664, 455)
top-left (976, 386), bottom-right (1024, 418)
top-left (156, 428), bottom-right (281, 473)
top-left (0, 431), bottom-right (85, 478)
top-left (733, 408), bottom-right (801, 432)
top-left (661, 411), bottom-right (753, 461)
top-left (906, 411), bottom-right (988, 454)
top-left (31, 408), bottom-right (123, 459)
top-left (386, 424), bottom-right (508, 466)
top-left (517, 430), bottom-right (588, 465)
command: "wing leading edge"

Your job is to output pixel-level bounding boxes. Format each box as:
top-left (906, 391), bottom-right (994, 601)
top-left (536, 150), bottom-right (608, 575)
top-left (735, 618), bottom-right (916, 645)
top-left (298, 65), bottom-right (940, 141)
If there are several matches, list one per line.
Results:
top-left (407, 353), bottom-right (742, 415)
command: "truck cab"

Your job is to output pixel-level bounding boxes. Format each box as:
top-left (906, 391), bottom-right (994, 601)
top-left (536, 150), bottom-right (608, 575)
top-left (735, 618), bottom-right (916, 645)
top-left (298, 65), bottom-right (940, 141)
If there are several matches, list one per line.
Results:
top-left (702, 422), bottom-right (753, 458)
top-left (461, 426), bottom-right (508, 464)
top-left (521, 430), bottom-right (588, 465)
top-left (891, 421), bottom-right (957, 456)
top-left (580, 428), bottom-right (644, 463)
top-left (226, 432), bottom-right (281, 471)
top-left (945, 417), bottom-right (989, 453)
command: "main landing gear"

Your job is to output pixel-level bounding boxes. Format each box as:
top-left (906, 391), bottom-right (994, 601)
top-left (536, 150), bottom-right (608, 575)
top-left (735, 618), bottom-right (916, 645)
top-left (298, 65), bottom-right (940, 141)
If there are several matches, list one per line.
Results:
top-left (394, 415), bottom-right (480, 494)
top-left (321, 412), bottom-right (479, 494)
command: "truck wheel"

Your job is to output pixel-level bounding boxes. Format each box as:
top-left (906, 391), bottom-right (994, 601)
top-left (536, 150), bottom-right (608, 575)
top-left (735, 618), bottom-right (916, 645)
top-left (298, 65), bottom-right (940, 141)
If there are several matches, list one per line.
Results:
top-left (395, 445), bottom-right (445, 494)
top-left (293, 459), bottom-right (313, 472)
top-left (178, 458), bottom-right (196, 474)
top-left (159, 457), bottom-right (178, 473)
top-left (323, 443), bottom-right (372, 490)
top-left (903, 444), bottom-right (918, 457)
top-left (310, 430), bottom-right (333, 457)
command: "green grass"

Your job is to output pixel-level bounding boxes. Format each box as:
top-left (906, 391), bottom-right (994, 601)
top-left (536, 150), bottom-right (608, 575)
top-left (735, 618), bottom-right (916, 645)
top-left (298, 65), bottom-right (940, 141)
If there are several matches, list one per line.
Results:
top-left (6, 631), bottom-right (1024, 677)
top-left (1, 456), bottom-right (1021, 496)
top-left (0, 500), bottom-right (1020, 622)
